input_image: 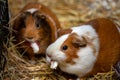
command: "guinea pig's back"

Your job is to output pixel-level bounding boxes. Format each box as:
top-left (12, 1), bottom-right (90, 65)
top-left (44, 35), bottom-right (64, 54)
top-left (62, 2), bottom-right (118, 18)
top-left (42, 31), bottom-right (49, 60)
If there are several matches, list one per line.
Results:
top-left (85, 18), bottom-right (120, 76)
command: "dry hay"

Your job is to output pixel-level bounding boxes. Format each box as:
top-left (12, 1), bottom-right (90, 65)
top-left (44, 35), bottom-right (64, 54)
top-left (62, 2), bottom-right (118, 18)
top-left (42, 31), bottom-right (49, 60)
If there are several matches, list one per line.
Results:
top-left (3, 0), bottom-right (120, 80)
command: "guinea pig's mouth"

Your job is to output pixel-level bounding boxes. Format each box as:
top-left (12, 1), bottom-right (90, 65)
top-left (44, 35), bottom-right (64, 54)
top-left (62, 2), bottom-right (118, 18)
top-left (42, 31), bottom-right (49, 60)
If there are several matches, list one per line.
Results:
top-left (24, 40), bottom-right (40, 53)
top-left (25, 38), bottom-right (36, 43)
top-left (24, 40), bottom-right (40, 46)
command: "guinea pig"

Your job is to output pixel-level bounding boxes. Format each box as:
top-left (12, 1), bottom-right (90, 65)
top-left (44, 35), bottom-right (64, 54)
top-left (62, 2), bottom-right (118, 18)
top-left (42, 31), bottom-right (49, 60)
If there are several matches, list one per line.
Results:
top-left (46, 18), bottom-right (120, 79)
top-left (12, 3), bottom-right (61, 62)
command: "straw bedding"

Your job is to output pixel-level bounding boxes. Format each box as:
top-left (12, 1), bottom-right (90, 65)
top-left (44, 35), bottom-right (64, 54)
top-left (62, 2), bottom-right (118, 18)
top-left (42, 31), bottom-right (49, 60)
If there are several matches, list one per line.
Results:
top-left (3, 0), bottom-right (120, 80)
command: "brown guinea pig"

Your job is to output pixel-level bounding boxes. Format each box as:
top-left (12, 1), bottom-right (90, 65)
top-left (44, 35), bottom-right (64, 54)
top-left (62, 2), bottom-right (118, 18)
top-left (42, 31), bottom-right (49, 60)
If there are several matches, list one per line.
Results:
top-left (46, 18), bottom-right (120, 79)
top-left (12, 3), bottom-right (61, 62)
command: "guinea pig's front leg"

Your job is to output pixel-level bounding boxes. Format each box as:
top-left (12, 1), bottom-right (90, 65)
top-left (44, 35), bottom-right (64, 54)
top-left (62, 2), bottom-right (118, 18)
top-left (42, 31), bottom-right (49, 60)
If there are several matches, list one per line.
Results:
top-left (27, 48), bottom-right (36, 64)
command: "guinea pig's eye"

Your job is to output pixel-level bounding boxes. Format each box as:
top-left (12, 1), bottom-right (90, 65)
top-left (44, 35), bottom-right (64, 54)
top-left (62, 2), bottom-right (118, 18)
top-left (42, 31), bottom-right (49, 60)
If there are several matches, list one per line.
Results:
top-left (20, 20), bottom-right (26, 28)
top-left (35, 21), bottom-right (41, 28)
top-left (62, 45), bottom-right (68, 50)
top-left (22, 22), bottom-right (26, 28)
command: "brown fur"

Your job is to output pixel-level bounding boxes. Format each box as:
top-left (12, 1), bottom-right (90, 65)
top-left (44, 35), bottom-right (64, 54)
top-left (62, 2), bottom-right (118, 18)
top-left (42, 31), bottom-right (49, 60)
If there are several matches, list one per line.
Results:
top-left (12, 3), bottom-right (61, 60)
top-left (83, 18), bottom-right (120, 77)
top-left (58, 28), bottom-right (72, 37)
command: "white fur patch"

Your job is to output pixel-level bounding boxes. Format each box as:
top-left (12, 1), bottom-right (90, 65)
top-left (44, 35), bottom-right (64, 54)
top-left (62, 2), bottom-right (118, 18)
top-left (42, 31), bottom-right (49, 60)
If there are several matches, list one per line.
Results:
top-left (50, 61), bottom-right (58, 69)
top-left (26, 8), bottom-right (38, 14)
top-left (59, 46), bottom-right (97, 77)
top-left (31, 42), bottom-right (39, 53)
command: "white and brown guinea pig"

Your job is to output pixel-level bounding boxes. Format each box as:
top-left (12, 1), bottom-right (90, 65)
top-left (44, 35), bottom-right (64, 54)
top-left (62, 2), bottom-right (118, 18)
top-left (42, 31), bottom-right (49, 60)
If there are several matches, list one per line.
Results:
top-left (12, 3), bottom-right (61, 61)
top-left (46, 18), bottom-right (120, 79)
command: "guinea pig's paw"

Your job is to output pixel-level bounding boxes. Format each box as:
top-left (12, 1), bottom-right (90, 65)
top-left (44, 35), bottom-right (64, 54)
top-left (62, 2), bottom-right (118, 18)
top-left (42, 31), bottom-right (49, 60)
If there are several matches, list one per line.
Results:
top-left (30, 42), bottom-right (39, 53)
top-left (50, 61), bottom-right (58, 69)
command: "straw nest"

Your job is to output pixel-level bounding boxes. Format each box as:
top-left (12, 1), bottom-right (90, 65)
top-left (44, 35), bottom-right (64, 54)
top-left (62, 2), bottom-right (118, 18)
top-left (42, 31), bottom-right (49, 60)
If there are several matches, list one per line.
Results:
top-left (3, 0), bottom-right (120, 80)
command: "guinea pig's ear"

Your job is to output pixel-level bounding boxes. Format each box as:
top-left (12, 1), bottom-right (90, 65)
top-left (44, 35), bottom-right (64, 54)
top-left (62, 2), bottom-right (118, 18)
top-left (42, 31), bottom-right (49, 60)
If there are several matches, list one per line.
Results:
top-left (12, 12), bottom-right (29, 31)
top-left (41, 14), bottom-right (60, 42)
top-left (34, 12), bottom-right (57, 42)
top-left (34, 12), bottom-right (46, 20)
top-left (72, 35), bottom-right (88, 48)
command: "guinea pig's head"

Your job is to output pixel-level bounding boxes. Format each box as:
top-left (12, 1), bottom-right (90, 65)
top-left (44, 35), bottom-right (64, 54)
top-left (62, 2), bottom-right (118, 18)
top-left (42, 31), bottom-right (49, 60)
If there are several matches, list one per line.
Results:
top-left (46, 32), bottom-right (93, 65)
top-left (13, 10), bottom-right (51, 43)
